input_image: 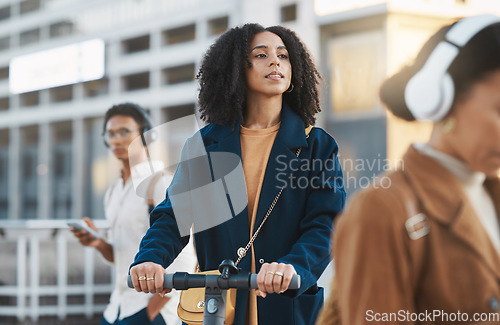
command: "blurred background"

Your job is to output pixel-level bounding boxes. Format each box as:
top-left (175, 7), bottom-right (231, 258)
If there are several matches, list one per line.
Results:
top-left (0, 0), bottom-right (498, 323)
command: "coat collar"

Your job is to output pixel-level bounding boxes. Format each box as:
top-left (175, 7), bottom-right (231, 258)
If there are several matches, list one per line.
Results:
top-left (402, 145), bottom-right (466, 226)
top-left (202, 103), bottom-right (308, 155)
top-left (401, 145), bottom-right (500, 279)
top-left (401, 145), bottom-right (500, 226)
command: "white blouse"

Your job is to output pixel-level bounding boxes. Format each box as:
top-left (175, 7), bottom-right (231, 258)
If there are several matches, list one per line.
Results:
top-left (102, 161), bottom-right (197, 324)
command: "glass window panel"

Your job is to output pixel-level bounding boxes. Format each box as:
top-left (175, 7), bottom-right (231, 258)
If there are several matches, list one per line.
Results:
top-left (208, 16), bottom-right (228, 36)
top-left (0, 6), bottom-right (11, 21)
top-left (328, 30), bottom-right (383, 115)
top-left (122, 71), bottom-right (150, 91)
top-left (281, 4), bottom-right (297, 22)
top-left (162, 64), bottom-right (195, 85)
top-left (20, 0), bottom-right (41, 15)
top-left (84, 78), bottom-right (109, 98)
top-left (20, 28), bottom-right (40, 46)
top-left (163, 24), bottom-right (195, 45)
top-left (0, 36), bottom-right (9, 51)
top-left (20, 91), bottom-right (40, 107)
top-left (121, 34), bottom-right (150, 54)
top-left (50, 20), bottom-right (74, 38)
top-left (0, 97), bottom-right (9, 111)
top-left (49, 85), bottom-right (73, 103)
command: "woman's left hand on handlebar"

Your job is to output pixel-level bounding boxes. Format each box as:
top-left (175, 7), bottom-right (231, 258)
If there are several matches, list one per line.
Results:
top-left (129, 262), bottom-right (171, 296)
top-left (256, 262), bottom-right (296, 298)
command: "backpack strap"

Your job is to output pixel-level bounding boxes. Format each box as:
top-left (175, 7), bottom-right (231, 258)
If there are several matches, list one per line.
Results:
top-left (400, 170), bottom-right (430, 297)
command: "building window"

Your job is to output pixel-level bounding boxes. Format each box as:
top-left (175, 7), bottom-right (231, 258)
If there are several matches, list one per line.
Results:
top-left (122, 71), bottom-right (150, 91)
top-left (0, 148), bottom-right (6, 210)
top-left (121, 34), bottom-right (150, 54)
top-left (0, 97), bottom-right (9, 110)
top-left (52, 149), bottom-right (72, 219)
top-left (208, 16), bottom-right (229, 36)
top-left (161, 103), bottom-right (197, 166)
top-left (20, 132), bottom-right (38, 223)
top-left (0, 6), bottom-right (11, 21)
top-left (49, 20), bottom-right (74, 38)
top-left (163, 24), bottom-right (196, 45)
top-left (0, 131), bottom-right (7, 219)
top-left (21, 127), bottom-right (38, 220)
top-left (53, 122), bottom-right (72, 145)
top-left (0, 155), bottom-right (3, 177)
top-left (0, 130), bottom-right (7, 148)
top-left (21, 144), bottom-right (38, 220)
top-left (0, 153), bottom-right (6, 219)
top-left (84, 78), bottom-right (109, 98)
top-left (20, 28), bottom-right (40, 46)
top-left (53, 150), bottom-right (65, 177)
top-left (52, 122), bottom-right (72, 219)
top-left (22, 151), bottom-right (35, 178)
top-left (20, 91), bottom-right (40, 107)
top-left (0, 66), bottom-right (8, 80)
top-left (328, 30), bottom-right (383, 115)
top-left (0, 36), bottom-right (9, 51)
top-left (20, 0), bottom-right (41, 15)
top-left (23, 126), bottom-right (38, 146)
top-left (0, 198), bottom-right (6, 219)
top-left (281, 4), bottom-right (297, 23)
top-left (49, 85), bottom-right (73, 103)
top-left (162, 63), bottom-right (195, 85)
top-left (163, 103), bottom-right (195, 121)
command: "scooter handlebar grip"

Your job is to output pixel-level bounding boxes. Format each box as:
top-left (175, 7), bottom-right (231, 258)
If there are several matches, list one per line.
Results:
top-left (127, 274), bottom-right (173, 289)
top-left (249, 274), bottom-right (300, 290)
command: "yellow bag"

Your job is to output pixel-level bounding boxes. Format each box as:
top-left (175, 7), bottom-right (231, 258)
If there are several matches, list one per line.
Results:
top-left (177, 270), bottom-right (237, 325)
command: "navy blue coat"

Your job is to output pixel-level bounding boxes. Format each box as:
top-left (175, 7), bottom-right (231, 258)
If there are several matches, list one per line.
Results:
top-left (132, 105), bottom-right (345, 324)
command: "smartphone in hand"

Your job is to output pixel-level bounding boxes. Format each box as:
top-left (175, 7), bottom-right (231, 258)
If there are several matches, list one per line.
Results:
top-left (67, 220), bottom-right (100, 239)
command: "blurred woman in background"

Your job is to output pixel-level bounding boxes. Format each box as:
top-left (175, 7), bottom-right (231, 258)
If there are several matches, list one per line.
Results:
top-left (319, 14), bottom-right (500, 325)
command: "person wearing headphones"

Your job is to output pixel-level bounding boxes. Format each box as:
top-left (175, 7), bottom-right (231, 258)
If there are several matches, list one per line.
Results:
top-left (318, 14), bottom-right (500, 324)
top-left (71, 103), bottom-right (197, 325)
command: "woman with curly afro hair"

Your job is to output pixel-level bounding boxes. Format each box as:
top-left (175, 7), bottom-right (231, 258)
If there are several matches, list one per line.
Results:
top-left (197, 23), bottom-right (322, 127)
top-left (130, 23), bottom-right (346, 325)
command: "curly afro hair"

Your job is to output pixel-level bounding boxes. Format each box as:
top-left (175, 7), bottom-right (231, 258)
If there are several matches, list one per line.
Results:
top-left (197, 23), bottom-right (322, 126)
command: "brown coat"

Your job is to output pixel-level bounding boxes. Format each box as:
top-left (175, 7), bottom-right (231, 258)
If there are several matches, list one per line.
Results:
top-left (325, 146), bottom-right (500, 325)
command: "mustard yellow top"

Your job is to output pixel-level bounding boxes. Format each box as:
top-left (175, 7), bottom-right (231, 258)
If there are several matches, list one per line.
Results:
top-left (240, 122), bottom-right (281, 325)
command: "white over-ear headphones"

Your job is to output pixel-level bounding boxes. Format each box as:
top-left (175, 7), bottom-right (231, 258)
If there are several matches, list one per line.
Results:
top-left (404, 14), bottom-right (500, 122)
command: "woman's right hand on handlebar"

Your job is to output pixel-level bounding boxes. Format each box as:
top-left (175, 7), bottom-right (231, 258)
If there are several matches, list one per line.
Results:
top-left (130, 262), bottom-right (172, 296)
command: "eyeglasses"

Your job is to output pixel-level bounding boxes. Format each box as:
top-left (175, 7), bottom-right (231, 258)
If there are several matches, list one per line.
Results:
top-left (102, 128), bottom-right (140, 143)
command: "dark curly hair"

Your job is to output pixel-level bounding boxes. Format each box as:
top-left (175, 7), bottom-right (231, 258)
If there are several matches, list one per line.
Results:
top-left (197, 23), bottom-right (322, 126)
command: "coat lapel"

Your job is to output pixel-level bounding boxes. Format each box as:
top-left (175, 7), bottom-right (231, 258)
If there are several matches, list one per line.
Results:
top-left (202, 123), bottom-right (250, 239)
top-left (485, 177), bottom-right (500, 219)
top-left (450, 200), bottom-right (500, 280)
top-left (403, 146), bottom-right (500, 280)
top-left (252, 105), bottom-right (308, 233)
top-left (201, 105), bottom-right (309, 236)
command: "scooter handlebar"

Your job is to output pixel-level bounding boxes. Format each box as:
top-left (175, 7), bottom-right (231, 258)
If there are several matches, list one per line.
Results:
top-left (127, 272), bottom-right (300, 291)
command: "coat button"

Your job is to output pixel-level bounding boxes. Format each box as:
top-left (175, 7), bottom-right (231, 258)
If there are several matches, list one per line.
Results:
top-left (489, 296), bottom-right (499, 311)
top-left (259, 259), bottom-right (264, 264)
